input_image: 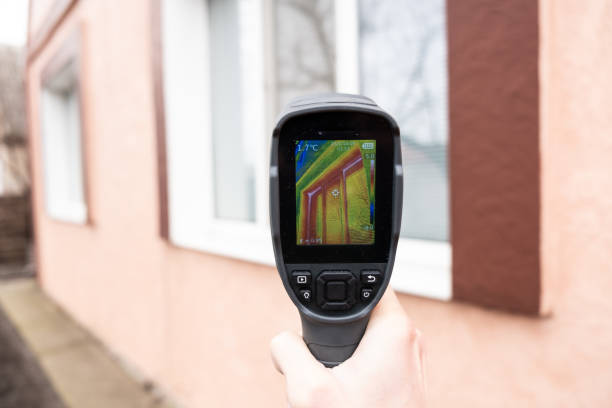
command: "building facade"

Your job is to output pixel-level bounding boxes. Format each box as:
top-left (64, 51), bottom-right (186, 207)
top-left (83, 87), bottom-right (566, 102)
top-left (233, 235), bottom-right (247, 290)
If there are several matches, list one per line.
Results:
top-left (26, 0), bottom-right (612, 406)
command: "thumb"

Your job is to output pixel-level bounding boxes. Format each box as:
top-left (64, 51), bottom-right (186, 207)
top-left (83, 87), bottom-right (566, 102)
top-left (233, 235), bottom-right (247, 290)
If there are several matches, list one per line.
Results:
top-left (270, 331), bottom-right (326, 376)
top-left (270, 331), bottom-right (333, 406)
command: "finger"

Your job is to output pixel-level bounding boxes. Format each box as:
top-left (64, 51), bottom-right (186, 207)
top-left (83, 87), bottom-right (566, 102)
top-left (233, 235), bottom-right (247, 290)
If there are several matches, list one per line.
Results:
top-left (370, 288), bottom-right (408, 323)
top-left (270, 331), bottom-right (326, 377)
top-left (412, 329), bottom-right (428, 403)
top-left (348, 289), bottom-right (409, 362)
top-left (271, 332), bottom-right (333, 407)
top-left (414, 329), bottom-right (426, 385)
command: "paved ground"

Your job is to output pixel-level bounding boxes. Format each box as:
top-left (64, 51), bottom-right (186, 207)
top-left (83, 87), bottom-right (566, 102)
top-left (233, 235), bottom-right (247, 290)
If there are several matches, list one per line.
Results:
top-left (0, 302), bottom-right (65, 407)
top-left (0, 275), bottom-right (178, 408)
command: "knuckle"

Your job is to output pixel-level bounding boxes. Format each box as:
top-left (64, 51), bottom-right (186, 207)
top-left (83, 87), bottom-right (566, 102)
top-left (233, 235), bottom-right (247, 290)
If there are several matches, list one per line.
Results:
top-left (270, 331), bottom-right (293, 350)
top-left (309, 379), bottom-right (334, 399)
top-left (392, 315), bottom-right (415, 342)
top-left (295, 380), bottom-right (335, 408)
top-left (414, 328), bottom-right (425, 347)
top-left (391, 317), bottom-right (424, 350)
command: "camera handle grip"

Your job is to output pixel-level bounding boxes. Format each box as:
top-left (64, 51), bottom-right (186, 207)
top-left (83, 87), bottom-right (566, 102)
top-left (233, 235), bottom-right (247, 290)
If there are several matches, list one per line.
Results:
top-left (300, 314), bottom-right (370, 367)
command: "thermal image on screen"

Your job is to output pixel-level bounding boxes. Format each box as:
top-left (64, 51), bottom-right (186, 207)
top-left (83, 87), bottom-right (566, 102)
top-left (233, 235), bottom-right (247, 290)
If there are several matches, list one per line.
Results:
top-left (296, 140), bottom-right (376, 245)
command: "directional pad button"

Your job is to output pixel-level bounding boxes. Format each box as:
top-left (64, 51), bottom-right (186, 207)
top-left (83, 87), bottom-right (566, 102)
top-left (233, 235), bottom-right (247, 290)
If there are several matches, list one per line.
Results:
top-left (316, 271), bottom-right (356, 310)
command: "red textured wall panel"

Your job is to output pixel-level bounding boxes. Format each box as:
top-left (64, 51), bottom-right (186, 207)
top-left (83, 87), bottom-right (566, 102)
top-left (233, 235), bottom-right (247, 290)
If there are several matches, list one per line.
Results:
top-left (448, 0), bottom-right (541, 314)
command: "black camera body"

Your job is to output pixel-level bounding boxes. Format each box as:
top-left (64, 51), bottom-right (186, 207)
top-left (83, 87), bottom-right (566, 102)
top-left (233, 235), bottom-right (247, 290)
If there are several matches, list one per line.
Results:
top-left (270, 94), bottom-right (403, 366)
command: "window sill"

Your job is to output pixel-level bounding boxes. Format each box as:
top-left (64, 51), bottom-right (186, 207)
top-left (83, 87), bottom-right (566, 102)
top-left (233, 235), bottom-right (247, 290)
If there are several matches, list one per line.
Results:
top-left (170, 221), bottom-right (275, 266)
top-left (170, 222), bottom-right (451, 300)
top-left (391, 239), bottom-right (451, 300)
top-left (46, 201), bottom-right (88, 225)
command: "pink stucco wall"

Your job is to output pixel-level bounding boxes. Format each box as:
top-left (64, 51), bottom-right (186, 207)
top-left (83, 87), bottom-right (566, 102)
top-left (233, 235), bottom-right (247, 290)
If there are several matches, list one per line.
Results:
top-left (420, 2), bottom-right (612, 405)
top-left (28, 0), bottom-right (612, 407)
top-left (29, 0), bottom-right (58, 35)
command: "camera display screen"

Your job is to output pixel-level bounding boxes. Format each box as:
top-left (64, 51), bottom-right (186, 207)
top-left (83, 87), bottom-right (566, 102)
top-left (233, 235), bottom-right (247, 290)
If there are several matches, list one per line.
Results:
top-left (295, 140), bottom-right (376, 245)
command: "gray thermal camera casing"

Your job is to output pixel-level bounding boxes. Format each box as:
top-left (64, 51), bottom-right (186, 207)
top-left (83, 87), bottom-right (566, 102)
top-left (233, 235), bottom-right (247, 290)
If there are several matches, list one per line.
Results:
top-left (270, 93), bottom-right (403, 367)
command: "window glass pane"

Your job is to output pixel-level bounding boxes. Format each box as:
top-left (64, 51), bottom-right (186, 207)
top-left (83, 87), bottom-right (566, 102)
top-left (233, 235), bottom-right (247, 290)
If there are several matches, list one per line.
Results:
top-left (274, 0), bottom-right (336, 111)
top-left (40, 63), bottom-right (86, 223)
top-left (359, 0), bottom-right (449, 241)
top-left (209, 0), bottom-right (255, 222)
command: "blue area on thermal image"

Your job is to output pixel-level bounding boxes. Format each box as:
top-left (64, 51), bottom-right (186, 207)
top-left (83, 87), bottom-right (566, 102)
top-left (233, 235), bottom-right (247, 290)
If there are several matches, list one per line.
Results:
top-left (295, 140), bottom-right (330, 181)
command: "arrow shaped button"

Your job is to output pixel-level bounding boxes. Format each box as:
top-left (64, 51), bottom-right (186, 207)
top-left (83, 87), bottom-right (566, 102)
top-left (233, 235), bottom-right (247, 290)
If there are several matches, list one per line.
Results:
top-left (360, 270), bottom-right (382, 285)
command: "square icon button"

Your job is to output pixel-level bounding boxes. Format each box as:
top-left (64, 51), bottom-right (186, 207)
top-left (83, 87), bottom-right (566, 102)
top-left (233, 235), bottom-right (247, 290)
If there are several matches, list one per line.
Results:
top-left (299, 290), bottom-right (312, 303)
top-left (361, 288), bottom-right (373, 301)
top-left (292, 271), bottom-right (311, 286)
top-left (360, 270), bottom-right (382, 285)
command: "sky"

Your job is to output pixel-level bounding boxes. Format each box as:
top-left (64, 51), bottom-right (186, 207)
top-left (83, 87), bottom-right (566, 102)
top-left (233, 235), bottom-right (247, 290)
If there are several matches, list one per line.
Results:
top-left (0, 0), bottom-right (29, 46)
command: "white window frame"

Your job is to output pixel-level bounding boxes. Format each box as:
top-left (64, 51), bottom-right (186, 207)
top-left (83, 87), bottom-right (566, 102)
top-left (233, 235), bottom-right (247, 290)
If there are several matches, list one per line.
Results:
top-left (163, 0), bottom-right (450, 300)
top-left (335, 0), bottom-right (451, 300)
top-left (162, 0), bottom-right (273, 265)
top-left (40, 60), bottom-right (88, 225)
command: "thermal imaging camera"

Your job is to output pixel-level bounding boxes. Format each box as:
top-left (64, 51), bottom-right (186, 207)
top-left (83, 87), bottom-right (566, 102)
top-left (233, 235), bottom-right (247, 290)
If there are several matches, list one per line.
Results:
top-left (270, 94), bottom-right (403, 367)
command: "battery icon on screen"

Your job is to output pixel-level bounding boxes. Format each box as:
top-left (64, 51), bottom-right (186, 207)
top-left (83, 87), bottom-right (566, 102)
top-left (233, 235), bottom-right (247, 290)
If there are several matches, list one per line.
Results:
top-left (362, 142), bottom-right (374, 149)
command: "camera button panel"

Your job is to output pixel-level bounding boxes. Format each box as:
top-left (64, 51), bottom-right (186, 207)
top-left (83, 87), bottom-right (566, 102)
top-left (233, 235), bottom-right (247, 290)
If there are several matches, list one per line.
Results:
top-left (287, 264), bottom-right (386, 312)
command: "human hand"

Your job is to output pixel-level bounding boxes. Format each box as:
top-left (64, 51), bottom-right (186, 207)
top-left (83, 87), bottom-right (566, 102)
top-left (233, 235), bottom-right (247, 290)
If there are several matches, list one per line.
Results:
top-left (270, 290), bottom-right (426, 408)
